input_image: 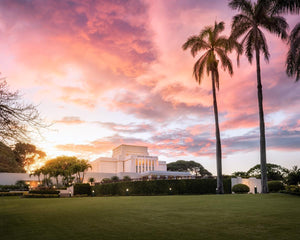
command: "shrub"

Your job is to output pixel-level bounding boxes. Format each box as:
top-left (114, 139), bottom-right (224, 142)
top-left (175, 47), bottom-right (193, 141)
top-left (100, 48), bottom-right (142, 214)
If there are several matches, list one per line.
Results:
top-left (232, 184), bottom-right (250, 194)
top-left (93, 178), bottom-right (232, 196)
top-left (0, 184), bottom-right (28, 191)
top-left (74, 183), bottom-right (91, 196)
top-left (101, 178), bottom-right (112, 184)
top-left (268, 181), bottom-right (284, 192)
top-left (123, 176), bottom-right (131, 181)
top-left (0, 192), bottom-right (24, 197)
top-left (111, 176), bottom-right (120, 182)
top-left (29, 190), bottom-right (60, 194)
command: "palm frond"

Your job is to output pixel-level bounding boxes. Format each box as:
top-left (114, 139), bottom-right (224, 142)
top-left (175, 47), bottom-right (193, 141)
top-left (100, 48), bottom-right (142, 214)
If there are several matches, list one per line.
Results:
top-left (193, 51), bottom-right (210, 84)
top-left (229, 0), bottom-right (254, 16)
top-left (271, 0), bottom-right (300, 14)
top-left (286, 23), bottom-right (300, 81)
top-left (215, 47), bottom-right (234, 76)
top-left (182, 36), bottom-right (210, 57)
top-left (231, 14), bottom-right (252, 39)
top-left (261, 15), bottom-right (288, 40)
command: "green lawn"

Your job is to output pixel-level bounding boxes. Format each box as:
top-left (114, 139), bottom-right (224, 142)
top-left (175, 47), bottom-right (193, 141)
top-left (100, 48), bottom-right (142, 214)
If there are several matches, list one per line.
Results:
top-left (0, 194), bottom-right (299, 240)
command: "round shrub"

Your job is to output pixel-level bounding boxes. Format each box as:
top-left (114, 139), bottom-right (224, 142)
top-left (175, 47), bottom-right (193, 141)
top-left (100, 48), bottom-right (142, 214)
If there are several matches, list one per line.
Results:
top-left (268, 181), bottom-right (284, 192)
top-left (232, 184), bottom-right (250, 194)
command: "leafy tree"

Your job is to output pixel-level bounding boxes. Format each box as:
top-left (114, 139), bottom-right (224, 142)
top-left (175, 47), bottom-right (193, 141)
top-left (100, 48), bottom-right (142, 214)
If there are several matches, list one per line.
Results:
top-left (286, 166), bottom-right (300, 185)
top-left (167, 160), bottom-right (212, 177)
top-left (13, 142), bottom-right (46, 172)
top-left (232, 171), bottom-right (249, 178)
top-left (111, 176), bottom-right (120, 182)
top-left (229, 0), bottom-right (288, 193)
top-left (123, 176), bottom-right (131, 181)
top-left (182, 22), bottom-right (241, 193)
top-left (72, 159), bottom-right (91, 183)
top-left (29, 168), bottom-right (42, 183)
top-left (88, 177), bottom-right (95, 185)
top-left (247, 163), bottom-right (288, 181)
top-left (0, 142), bottom-right (24, 172)
top-left (0, 79), bottom-right (45, 143)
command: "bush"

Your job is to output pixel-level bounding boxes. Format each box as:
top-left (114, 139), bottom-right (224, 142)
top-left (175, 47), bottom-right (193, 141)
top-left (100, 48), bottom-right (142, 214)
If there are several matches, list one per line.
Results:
top-left (101, 178), bottom-right (112, 184)
top-left (232, 184), bottom-right (250, 194)
top-left (111, 176), bottom-right (120, 182)
top-left (0, 184), bottom-right (28, 191)
top-left (23, 193), bottom-right (59, 198)
top-left (123, 176), bottom-right (132, 181)
top-left (268, 181), bottom-right (284, 192)
top-left (29, 190), bottom-right (60, 194)
top-left (93, 179), bottom-right (232, 196)
top-left (74, 183), bottom-right (91, 196)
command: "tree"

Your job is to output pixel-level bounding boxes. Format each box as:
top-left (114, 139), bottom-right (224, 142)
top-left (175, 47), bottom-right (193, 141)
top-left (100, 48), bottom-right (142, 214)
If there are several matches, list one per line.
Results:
top-left (167, 160), bottom-right (212, 177)
top-left (72, 159), bottom-right (91, 183)
top-left (286, 166), bottom-right (300, 185)
top-left (13, 142), bottom-right (46, 172)
top-left (0, 142), bottom-right (24, 173)
top-left (30, 168), bottom-right (42, 183)
top-left (232, 171), bottom-right (249, 178)
top-left (247, 163), bottom-right (288, 181)
top-left (182, 22), bottom-right (241, 194)
top-left (229, 0), bottom-right (288, 193)
top-left (88, 177), bottom-right (95, 185)
top-left (0, 79), bottom-right (44, 143)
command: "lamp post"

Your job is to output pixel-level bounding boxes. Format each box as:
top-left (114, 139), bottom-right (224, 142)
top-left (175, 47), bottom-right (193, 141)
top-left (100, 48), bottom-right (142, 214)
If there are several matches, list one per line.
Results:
top-left (92, 190), bottom-right (95, 197)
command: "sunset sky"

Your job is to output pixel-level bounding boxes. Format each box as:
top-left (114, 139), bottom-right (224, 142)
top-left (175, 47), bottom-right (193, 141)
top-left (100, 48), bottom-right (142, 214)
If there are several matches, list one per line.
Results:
top-left (0, 0), bottom-right (299, 174)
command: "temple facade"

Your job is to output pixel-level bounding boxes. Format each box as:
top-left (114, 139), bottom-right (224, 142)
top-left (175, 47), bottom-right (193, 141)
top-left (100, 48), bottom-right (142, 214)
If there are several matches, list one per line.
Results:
top-left (89, 144), bottom-right (167, 174)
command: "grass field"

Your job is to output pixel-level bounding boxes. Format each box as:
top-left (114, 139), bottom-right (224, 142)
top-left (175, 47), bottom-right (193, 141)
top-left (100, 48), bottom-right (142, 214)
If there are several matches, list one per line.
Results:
top-left (0, 194), bottom-right (299, 240)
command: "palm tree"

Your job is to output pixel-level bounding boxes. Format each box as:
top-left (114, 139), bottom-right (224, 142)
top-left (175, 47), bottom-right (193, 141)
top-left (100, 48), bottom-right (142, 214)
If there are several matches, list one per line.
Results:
top-left (286, 23), bottom-right (300, 81)
top-left (229, 0), bottom-right (288, 193)
top-left (182, 21), bottom-right (241, 194)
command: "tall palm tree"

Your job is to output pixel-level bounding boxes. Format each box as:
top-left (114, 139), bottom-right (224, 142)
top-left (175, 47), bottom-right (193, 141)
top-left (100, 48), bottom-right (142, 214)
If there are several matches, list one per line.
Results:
top-left (182, 21), bottom-right (241, 194)
top-left (229, 0), bottom-right (288, 193)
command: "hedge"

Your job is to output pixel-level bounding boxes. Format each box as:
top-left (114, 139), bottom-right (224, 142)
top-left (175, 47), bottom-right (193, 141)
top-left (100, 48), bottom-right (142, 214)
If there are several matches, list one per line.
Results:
top-left (23, 193), bottom-right (59, 198)
top-left (268, 181), bottom-right (284, 192)
top-left (74, 183), bottom-right (92, 196)
top-left (0, 192), bottom-right (24, 197)
top-left (93, 179), bottom-right (231, 196)
top-left (29, 190), bottom-right (60, 194)
top-left (0, 185), bottom-right (28, 191)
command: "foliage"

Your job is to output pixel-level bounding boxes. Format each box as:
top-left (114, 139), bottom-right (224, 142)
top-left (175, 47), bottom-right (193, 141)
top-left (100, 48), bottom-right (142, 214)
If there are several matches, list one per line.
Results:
top-left (286, 23), bottom-right (300, 81)
top-left (88, 177), bottom-right (95, 184)
top-left (23, 193), bottom-right (59, 198)
top-left (111, 176), bottom-right (120, 182)
top-left (123, 176), bottom-right (132, 181)
top-left (167, 160), bottom-right (212, 177)
top-left (232, 184), bottom-right (250, 194)
top-left (286, 166), bottom-right (300, 185)
top-left (0, 79), bottom-right (45, 143)
top-left (15, 180), bottom-right (29, 190)
top-left (0, 192), bottom-right (24, 196)
top-left (101, 178), bottom-right (112, 184)
top-left (93, 179), bottom-right (232, 196)
top-left (281, 185), bottom-right (300, 196)
top-left (0, 142), bottom-right (25, 173)
top-left (231, 171), bottom-right (249, 178)
top-left (74, 183), bottom-right (91, 196)
top-left (29, 189), bottom-right (59, 194)
top-left (267, 181), bottom-right (284, 192)
top-left (14, 142), bottom-right (46, 171)
top-left (247, 163), bottom-right (288, 180)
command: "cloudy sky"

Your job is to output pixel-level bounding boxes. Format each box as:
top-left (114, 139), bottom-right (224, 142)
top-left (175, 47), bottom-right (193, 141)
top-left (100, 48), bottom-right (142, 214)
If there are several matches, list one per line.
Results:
top-left (0, 0), bottom-right (299, 174)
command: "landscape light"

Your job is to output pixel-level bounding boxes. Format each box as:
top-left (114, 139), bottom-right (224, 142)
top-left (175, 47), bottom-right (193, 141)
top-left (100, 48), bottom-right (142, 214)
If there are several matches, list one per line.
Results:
top-left (126, 188), bottom-right (129, 192)
top-left (169, 188), bottom-right (172, 191)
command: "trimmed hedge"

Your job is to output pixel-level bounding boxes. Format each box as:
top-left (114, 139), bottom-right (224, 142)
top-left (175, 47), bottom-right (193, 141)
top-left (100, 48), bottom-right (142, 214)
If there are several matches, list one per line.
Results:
top-left (23, 193), bottom-right (59, 198)
top-left (0, 185), bottom-right (28, 191)
top-left (268, 181), bottom-right (284, 192)
top-left (74, 183), bottom-right (92, 196)
top-left (93, 179), bottom-right (231, 196)
top-left (232, 184), bottom-right (250, 194)
top-left (0, 192), bottom-right (24, 197)
top-left (29, 190), bottom-right (60, 194)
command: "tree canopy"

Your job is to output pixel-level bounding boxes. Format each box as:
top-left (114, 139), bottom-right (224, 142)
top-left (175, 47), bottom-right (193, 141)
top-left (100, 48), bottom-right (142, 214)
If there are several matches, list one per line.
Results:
top-left (167, 160), bottom-right (212, 177)
top-left (246, 163), bottom-right (288, 180)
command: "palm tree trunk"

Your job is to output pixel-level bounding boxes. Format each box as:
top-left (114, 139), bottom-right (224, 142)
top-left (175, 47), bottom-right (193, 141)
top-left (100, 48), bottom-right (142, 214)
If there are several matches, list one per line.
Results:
top-left (211, 72), bottom-right (224, 194)
top-left (255, 47), bottom-right (268, 193)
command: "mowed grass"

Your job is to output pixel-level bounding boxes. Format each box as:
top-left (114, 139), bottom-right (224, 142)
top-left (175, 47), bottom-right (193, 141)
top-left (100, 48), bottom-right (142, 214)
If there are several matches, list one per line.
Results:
top-left (0, 194), bottom-right (299, 240)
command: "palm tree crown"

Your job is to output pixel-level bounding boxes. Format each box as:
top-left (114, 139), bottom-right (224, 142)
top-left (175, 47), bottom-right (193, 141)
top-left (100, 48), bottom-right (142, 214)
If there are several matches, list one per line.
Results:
top-left (182, 21), bottom-right (241, 88)
top-left (286, 23), bottom-right (300, 81)
top-left (230, 0), bottom-right (288, 64)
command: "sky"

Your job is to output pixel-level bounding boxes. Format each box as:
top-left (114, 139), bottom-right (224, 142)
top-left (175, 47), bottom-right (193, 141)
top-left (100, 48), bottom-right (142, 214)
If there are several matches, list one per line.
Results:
top-left (0, 0), bottom-right (299, 175)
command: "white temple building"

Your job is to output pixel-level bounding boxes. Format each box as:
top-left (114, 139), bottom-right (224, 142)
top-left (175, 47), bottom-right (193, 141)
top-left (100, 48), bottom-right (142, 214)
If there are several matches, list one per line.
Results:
top-left (87, 144), bottom-right (191, 181)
